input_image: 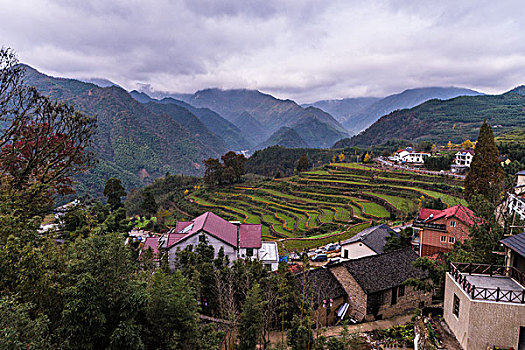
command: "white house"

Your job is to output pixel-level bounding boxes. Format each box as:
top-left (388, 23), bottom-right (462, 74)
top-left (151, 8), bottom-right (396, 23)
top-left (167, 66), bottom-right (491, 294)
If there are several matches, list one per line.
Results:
top-left (389, 148), bottom-right (430, 164)
top-left (505, 170), bottom-right (525, 221)
top-left (454, 150), bottom-right (475, 167)
top-left (340, 224), bottom-right (395, 260)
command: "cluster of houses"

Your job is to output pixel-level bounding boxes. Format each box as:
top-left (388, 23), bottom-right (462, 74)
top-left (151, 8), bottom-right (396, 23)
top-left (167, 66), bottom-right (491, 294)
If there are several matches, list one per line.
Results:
top-left (137, 171), bottom-right (525, 350)
top-left (388, 147), bottom-right (475, 173)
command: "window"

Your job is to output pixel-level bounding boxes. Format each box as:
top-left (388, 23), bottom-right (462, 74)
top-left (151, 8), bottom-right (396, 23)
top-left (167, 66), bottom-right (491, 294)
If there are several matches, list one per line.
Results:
top-left (449, 236), bottom-right (455, 244)
top-left (440, 236), bottom-right (447, 243)
top-left (246, 248), bottom-right (253, 257)
top-left (398, 285), bottom-right (405, 297)
top-left (391, 287), bottom-right (398, 305)
top-left (343, 250), bottom-right (348, 259)
top-left (450, 221), bottom-right (456, 227)
top-left (453, 294), bottom-right (460, 317)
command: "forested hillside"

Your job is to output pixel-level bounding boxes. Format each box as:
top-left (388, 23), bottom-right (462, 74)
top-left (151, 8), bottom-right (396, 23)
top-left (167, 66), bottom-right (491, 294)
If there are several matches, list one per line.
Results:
top-left (336, 89), bottom-right (525, 147)
top-left (22, 65), bottom-right (226, 196)
top-left (341, 87), bottom-right (481, 135)
top-left (171, 88), bottom-right (348, 148)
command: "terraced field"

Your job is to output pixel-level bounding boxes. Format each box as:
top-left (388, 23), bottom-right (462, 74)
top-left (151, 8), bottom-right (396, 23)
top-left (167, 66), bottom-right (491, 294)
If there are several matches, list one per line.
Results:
top-left (187, 162), bottom-right (465, 250)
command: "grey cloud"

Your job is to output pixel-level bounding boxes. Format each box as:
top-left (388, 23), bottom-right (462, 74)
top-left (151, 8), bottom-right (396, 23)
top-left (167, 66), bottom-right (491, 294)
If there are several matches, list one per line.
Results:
top-left (1, 0), bottom-right (524, 103)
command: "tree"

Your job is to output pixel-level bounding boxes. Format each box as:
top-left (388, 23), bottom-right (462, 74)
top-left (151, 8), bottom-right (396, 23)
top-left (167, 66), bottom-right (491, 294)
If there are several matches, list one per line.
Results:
top-left (221, 151), bottom-right (246, 182)
top-left (431, 144), bottom-right (437, 154)
top-left (464, 120), bottom-right (504, 203)
top-left (447, 141), bottom-right (453, 149)
top-left (296, 153), bottom-right (309, 172)
top-left (338, 153), bottom-right (345, 162)
top-left (238, 283), bottom-right (264, 350)
top-left (204, 158), bottom-right (223, 187)
top-left (384, 228), bottom-right (413, 253)
top-left (0, 48), bottom-right (96, 216)
top-left (0, 296), bottom-right (51, 350)
top-left (140, 189), bottom-right (158, 218)
top-left (363, 152), bottom-right (371, 163)
top-left (462, 139), bottom-right (473, 149)
top-left (103, 178), bottom-right (126, 211)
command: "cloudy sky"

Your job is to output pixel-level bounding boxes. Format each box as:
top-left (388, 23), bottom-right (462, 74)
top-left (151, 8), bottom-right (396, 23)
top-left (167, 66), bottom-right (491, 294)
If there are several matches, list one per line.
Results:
top-left (1, 0), bottom-right (525, 103)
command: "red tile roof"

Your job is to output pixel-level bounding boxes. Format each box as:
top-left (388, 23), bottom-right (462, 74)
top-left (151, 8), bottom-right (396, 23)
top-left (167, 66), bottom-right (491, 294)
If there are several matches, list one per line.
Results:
top-left (175, 221), bottom-right (192, 232)
top-left (418, 204), bottom-right (479, 226)
top-left (239, 224), bottom-right (262, 248)
top-left (143, 237), bottom-right (159, 254)
top-left (171, 212), bottom-right (261, 249)
top-left (167, 233), bottom-right (187, 247)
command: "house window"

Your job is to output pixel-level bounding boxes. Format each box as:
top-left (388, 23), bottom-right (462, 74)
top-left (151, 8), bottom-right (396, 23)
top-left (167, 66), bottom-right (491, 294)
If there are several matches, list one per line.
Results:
top-left (453, 294), bottom-right (460, 317)
top-left (246, 248), bottom-right (253, 257)
top-left (449, 237), bottom-right (455, 244)
top-left (398, 285), bottom-right (405, 297)
top-left (450, 221), bottom-right (456, 227)
top-left (391, 287), bottom-right (398, 305)
top-left (343, 250), bottom-right (348, 259)
top-left (440, 236), bottom-right (447, 243)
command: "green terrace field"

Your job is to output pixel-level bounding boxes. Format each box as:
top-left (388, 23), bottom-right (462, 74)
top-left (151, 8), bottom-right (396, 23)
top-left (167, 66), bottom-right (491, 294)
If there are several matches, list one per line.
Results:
top-left (186, 162), bottom-right (466, 251)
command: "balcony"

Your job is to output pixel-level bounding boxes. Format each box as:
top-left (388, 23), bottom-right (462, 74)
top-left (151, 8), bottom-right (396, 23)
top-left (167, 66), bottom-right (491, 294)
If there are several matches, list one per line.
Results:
top-left (413, 220), bottom-right (447, 232)
top-left (450, 262), bottom-right (525, 304)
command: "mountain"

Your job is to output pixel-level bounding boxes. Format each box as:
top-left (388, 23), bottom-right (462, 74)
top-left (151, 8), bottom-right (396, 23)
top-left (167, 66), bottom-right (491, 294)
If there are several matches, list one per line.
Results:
top-left (172, 88), bottom-right (348, 148)
top-left (341, 87), bottom-right (482, 135)
top-left (256, 127), bottom-right (309, 150)
top-left (79, 78), bottom-right (120, 88)
top-left (130, 90), bottom-right (253, 150)
top-left (22, 65), bottom-right (226, 196)
top-left (334, 88), bottom-right (525, 148)
top-left (303, 97), bottom-right (380, 123)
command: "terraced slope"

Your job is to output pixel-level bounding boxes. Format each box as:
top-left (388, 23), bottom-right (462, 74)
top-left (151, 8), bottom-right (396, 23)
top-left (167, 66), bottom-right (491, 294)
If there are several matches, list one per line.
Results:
top-left (185, 162), bottom-right (465, 248)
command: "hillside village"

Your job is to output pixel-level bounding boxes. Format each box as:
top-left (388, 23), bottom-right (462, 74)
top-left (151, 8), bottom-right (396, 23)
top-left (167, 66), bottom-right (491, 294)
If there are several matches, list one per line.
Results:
top-left (124, 123), bottom-right (525, 349)
top-left (1, 40), bottom-right (525, 350)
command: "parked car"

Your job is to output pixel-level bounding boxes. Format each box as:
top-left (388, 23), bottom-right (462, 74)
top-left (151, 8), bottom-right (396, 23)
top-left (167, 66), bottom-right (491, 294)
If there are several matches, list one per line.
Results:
top-left (315, 248), bottom-right (326, 254)
top-left (326, 244), bottom-right (341, 252)
top-left (311, 253), bottom-right (328, 262)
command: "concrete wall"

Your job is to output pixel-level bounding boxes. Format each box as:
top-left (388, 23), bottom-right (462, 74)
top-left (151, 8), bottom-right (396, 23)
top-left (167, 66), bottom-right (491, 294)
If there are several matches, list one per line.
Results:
top-left (444, 273), bottom-right (525, 350)
top-left (341, 242), bottom-right (376, 260)
top-left (168, 232), bottom-right (237, 268)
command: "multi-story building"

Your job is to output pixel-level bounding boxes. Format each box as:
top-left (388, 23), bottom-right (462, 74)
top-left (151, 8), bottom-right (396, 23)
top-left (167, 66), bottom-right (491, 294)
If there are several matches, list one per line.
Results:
top-left (506, 170), bottom-right (525, 221)
top-left (412, 204), bottom-right (480, 257)
top-left (454, 150), bottom-right (475, 167)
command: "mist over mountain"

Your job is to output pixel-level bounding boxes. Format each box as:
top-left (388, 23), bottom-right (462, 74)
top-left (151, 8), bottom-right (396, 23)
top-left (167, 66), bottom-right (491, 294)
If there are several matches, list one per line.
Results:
top-left (334, 87), bottom-right (525, 148)
top-left (341, 87), bottom-right (482, 135)
top-left (303, 97), bottom-right (380, 123)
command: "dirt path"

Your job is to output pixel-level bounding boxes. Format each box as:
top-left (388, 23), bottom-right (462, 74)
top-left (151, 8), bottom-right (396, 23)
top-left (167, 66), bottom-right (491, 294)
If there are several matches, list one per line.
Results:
top-left (268, 314), bottom-right (413, 345)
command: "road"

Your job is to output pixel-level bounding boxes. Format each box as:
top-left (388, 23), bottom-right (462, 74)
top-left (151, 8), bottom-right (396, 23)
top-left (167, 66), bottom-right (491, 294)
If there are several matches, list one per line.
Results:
top-left (375, 157), bottom-right (465, 179)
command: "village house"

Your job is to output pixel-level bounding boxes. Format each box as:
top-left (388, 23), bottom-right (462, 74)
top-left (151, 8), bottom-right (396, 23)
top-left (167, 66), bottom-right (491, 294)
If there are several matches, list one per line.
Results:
top-left (412, 204), bottom-right (480, 258)
top-left (505, 170), bottom-right (525, 222)
top-left (444, 251), bottom-right (525, 349)
top-left (340, 224), bottom-right (396, 260)
top-left (301, 267), bottom-right (347, 327)
top-left (451, 149), bottom-right (475, 173)
top-left (502, 231), bottom-right (525, 275)
top-left (328, 248), bottom-right (432, 322)
top-left (140, 212), bottom-right (275, 270)
top-left (388, 147), bottom-right (430, 164)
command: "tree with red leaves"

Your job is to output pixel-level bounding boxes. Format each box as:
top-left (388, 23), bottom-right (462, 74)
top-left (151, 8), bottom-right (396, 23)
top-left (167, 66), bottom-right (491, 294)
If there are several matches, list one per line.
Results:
top-left (0, 48), bottom-right (96, 216)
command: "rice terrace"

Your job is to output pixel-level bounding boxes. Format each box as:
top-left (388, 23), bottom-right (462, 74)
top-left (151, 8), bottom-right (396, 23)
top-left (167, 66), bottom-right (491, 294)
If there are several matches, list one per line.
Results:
top-left (187, 162), bottom-right (466, 252)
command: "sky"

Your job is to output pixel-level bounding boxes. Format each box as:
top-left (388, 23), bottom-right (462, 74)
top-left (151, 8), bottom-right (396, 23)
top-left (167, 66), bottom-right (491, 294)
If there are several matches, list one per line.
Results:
top-left (1, 0), bottom-right (525, 103)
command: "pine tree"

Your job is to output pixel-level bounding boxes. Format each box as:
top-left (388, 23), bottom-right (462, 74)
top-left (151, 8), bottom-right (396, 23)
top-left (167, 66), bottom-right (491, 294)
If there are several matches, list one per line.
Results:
top-left (140, 190), bottom-right (158, 218)
top-left (464, 120), bottom-right (504, 203)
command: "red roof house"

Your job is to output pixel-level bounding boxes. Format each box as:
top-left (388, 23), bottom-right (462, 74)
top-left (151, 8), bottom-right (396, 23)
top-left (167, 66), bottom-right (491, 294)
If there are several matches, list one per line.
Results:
top-left (161, 212), bottom-right (262, 268)
top-left (413, 204), bottom-right (480, 257)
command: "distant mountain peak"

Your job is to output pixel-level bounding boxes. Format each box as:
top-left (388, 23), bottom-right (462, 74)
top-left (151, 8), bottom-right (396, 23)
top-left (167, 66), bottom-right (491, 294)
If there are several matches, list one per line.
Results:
top-left (508, 85), bottom-right (525, 96)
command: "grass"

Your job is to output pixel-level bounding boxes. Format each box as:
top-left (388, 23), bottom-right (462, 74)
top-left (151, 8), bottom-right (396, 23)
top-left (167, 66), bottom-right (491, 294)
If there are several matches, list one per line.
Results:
top-left (281, 223), bottom-right (371, 252)
top-left (352, 198), bottom-right (390, 218)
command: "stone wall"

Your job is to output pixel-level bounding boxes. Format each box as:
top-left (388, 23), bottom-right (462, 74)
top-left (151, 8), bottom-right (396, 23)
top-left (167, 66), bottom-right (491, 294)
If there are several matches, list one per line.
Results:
top-left (366, 285), bottom-right (432, 322)
top-left (330, 265), bottom-right (367, 321)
